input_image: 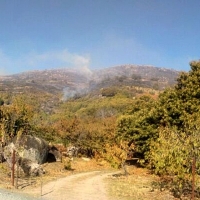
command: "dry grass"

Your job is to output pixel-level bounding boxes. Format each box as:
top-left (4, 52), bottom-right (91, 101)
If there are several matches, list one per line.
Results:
top-left (106, 166), bottom-right (176, 200)
top-left (0, 162), bottom-right (12, 189)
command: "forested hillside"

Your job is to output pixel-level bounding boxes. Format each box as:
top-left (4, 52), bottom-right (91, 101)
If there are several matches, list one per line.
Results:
top-left (0, 64), bottom-right (178, 155)
top-left (0, 64), bottom-right (178, 113)
top-left (2, 62), bottom-right (200, 198)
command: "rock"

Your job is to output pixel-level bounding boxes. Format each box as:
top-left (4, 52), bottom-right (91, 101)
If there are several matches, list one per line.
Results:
top-left (18, 157), bottom-right (45, 176)
top-left (14, 135), bottom-right (49, 164)
top-left (66, 146), bottom-right (79, 157)
top-left (3, 143), bottom-right (15, 167)
top-left (3, 135), bottom-right (49, 176)
top-left (81, 157), bottom-right (91, 161)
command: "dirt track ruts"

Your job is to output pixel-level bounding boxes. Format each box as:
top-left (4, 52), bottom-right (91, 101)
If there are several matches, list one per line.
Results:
top-left (31, 171), bottom-right (114, 200)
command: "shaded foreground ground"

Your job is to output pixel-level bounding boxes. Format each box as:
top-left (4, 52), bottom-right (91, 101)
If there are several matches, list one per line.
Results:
top-left (0, 158), bottom-right (179, 199)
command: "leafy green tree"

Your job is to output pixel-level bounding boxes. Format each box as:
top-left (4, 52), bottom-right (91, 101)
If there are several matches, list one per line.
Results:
top-left (147, 61), bottom-right (200, 198)
top-left (116, 61), bottom-right (200, 163)
top-left (149, 122), bottom-right (200, 176)
top-left (0, 95), bottom-right (35, 144)
top-left (149, 119), bottom-right (200, 199)
top-left (155, 61), bottom-right (200, 131)
top-left (116, 95), bottom-right (157, 159)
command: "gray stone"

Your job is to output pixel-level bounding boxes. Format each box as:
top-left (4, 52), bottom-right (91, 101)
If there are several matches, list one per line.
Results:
top-left (3, 135), bottom-right (49, 176)
top-left (66, 146), bottom-right (79, 157)
top-left (18, 157), bottom-right (45, 176)
top-left (3, 143), bottom-right (15, 167)
top-left (13, 135), bottom-right (49, 164)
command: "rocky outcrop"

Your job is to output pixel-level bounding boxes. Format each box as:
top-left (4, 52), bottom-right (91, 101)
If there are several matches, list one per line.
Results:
top-left (3, 135), bottom-right (49, 176)
top-left (13, 135), bottom-right (49, 164)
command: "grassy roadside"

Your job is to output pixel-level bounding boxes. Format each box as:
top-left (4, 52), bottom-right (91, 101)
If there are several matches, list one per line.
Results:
top-left (106, 166), bottom-right (175, 200)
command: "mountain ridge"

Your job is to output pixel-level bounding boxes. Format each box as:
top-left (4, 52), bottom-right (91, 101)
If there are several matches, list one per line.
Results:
top-left (0, 64), bottom-right (180, 96)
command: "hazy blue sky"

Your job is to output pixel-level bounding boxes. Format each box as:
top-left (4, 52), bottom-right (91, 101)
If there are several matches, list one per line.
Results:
top-left (0, 0), bottom-right (199, 75)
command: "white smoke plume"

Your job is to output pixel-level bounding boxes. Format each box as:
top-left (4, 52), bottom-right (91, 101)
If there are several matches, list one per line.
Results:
top-left (0, 48), bottom-right (92, 75)
top-left (62, 86), bottom-right (89, 101)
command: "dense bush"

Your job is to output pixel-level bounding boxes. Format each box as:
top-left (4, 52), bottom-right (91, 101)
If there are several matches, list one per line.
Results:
top-left (101, 87), bottom-right (117, 97)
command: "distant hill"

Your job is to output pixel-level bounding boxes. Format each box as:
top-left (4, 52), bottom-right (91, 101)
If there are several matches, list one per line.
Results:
top-left (92, 65), bottom-right (179, 90)
top-left (0, 64), bottom-right (179, 97)
top-left (95, 65), bottom-right (178, 82)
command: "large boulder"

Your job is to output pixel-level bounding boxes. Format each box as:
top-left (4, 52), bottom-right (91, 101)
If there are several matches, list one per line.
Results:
top-left (3, 135), bottom-right (49, 176)
top-left (14, 135), bottom-right (49, 164)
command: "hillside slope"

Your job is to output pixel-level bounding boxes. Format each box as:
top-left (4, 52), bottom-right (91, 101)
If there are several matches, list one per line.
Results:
top-left (0, 65), bottom-right (179, 97)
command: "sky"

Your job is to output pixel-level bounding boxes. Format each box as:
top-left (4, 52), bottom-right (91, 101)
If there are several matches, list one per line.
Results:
top-left (0, 0), bottom-right (200, 75)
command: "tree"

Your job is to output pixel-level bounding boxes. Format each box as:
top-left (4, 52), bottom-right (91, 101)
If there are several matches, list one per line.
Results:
top-left (0, 95), bottom-right (34, 144)
top-left (101, 87), bottom-right (117, 97)
top-left (155, 61), bottom-right (200, 131)
top-left (116, 95), bottom-right (157, 160)
top-left (148, 61), bottom-right (200, 198)
top-left (115, 61), bottom-right (200, 162)
top-left (149, 119), bottom-right (200, 199)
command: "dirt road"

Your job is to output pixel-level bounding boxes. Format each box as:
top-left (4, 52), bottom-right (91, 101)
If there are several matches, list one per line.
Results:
top-left (29, 171), bottom-right (114, 200)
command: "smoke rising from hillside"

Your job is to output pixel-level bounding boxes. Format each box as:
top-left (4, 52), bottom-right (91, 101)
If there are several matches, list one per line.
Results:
top-left (0, 49), bottom-right (92, 75)
top-left (62, 86), bottom-right (89, 101)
